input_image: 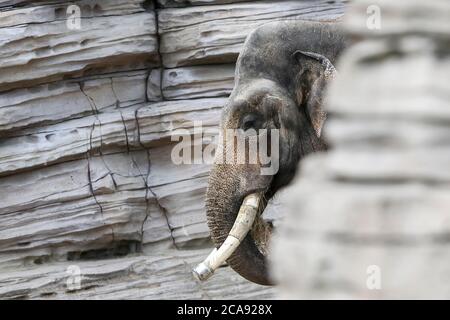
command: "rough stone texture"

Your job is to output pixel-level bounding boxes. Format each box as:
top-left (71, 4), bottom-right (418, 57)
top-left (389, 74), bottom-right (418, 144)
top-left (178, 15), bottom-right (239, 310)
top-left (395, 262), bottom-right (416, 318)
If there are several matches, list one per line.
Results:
top-left (0, 70), bottom-right (149, 136)
top-left (159, 0), bottom-right (346, 67)
top-left (0, 1), bottom-right (159, 92)
top-left (0, 98), bottom-right (225, 177)
top-left (271, 0), bottom-right (450, 299)
top-left (162, 65), bottom-right (235, 100)
top-left (0, 0), bottom-right (344, 299)
top-left (0, 249), bottom-right (276, 299)
top-left (157, 0), bottom-right (249, 8)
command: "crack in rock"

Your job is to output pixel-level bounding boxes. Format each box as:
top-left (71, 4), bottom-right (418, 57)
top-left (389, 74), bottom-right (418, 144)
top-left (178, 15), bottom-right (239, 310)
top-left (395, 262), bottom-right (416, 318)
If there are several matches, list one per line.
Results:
top-left (79, 82), bottom-right (99, 115)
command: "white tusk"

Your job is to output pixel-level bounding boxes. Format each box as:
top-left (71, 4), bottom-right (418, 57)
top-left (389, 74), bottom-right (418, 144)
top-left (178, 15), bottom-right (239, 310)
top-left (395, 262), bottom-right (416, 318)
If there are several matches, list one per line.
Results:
top-left (193, 193), bottom-right (262, 281)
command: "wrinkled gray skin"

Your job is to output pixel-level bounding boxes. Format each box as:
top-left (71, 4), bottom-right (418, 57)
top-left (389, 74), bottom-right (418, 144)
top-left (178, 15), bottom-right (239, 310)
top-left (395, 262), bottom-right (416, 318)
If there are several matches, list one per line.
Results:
top-left (206, 21), bottom-right (347, 285)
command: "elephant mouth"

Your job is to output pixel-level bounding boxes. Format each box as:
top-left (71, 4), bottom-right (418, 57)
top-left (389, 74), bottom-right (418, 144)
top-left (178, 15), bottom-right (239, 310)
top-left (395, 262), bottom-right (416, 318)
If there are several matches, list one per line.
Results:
top-left (249, 191), bottom-right (273, 257)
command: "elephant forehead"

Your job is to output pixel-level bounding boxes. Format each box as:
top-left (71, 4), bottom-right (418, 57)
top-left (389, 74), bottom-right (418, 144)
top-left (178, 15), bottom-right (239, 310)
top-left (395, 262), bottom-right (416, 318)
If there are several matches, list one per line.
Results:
top-left (233, 79), bottom-right (287, 102)
top-left (224, 96), bottom-right (277, 122)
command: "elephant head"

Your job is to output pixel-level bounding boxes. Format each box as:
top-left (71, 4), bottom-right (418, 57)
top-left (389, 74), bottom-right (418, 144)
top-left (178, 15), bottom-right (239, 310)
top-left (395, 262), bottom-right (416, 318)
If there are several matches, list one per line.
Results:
top-left (195, 21), bottom-right (347, 285)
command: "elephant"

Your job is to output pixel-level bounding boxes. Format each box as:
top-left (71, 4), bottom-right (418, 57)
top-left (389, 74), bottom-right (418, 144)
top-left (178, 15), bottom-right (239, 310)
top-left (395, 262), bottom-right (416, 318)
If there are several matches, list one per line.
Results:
top-left (196, 20), bottom-right (348, 286)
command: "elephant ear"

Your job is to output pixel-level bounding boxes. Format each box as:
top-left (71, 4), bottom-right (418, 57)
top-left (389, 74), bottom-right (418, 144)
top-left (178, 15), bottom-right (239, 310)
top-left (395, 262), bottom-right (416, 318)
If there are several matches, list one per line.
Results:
top-left (292, 50), bottom-right (337, 137)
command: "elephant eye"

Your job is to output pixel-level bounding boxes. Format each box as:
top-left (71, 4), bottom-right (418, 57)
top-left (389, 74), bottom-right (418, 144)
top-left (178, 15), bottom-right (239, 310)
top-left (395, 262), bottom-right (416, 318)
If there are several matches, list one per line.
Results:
top-left (241, 114), bottom-right (261, 132)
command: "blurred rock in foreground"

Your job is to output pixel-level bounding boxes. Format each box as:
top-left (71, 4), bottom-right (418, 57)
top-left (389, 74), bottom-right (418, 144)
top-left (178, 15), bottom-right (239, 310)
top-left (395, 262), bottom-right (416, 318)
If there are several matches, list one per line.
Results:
top-left (272, 0), bottom-right (450, 299)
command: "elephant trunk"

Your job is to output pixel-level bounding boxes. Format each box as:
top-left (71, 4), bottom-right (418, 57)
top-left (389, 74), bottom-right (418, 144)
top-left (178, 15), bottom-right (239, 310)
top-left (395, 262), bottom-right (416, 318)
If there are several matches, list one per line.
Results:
top-left (202, 164), bottom-right (274, 286)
